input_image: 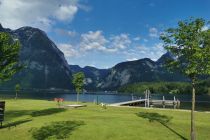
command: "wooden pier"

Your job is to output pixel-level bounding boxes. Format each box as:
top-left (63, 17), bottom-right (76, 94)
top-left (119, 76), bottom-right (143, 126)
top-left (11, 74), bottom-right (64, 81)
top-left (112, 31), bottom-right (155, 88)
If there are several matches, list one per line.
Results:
top-left (109, 90), bottom-right (180, 109)
top-left (110, 99), bottom-right (147, 106)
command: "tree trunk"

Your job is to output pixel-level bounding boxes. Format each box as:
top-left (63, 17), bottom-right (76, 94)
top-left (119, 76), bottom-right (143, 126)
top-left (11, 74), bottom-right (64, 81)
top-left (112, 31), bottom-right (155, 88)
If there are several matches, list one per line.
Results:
top-left (191, 81), bottom-right (196, 140)
top-left (77, 92), bottom-right (79, 103)
top-left (15, 91), bottom-right (18, 100)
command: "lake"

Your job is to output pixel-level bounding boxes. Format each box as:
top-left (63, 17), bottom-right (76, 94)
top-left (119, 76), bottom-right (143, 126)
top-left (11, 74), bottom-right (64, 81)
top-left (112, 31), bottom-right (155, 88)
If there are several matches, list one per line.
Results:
top-left (0, 91), bottom-right (210, 111)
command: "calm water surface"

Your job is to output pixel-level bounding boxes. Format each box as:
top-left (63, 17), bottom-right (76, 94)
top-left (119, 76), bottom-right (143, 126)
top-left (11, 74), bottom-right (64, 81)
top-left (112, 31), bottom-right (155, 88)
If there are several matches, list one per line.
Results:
top-left (0, 91), bottom-right (210, 111)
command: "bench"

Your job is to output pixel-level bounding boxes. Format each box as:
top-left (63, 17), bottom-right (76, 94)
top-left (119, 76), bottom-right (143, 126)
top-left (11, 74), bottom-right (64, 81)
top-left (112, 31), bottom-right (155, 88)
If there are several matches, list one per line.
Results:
top-left (0, 101), bottom-right (5, 127)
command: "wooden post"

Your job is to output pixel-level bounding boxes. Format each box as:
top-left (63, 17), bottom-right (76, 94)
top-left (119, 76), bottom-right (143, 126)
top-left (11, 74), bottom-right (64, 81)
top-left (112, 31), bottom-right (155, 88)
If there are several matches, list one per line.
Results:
top-left (173, 96), bottom-right (176, 109)
top-left (147, 90), bottom-right (150, 107)
top-left (145, 91), bottom-right (147, 107)
top-left (131, 94), bottom-right (134, 101)
top-left (177, 100), bottom-right (180, 108)
top-left (96, 96), bottom-right (99, 105)
top-left (162, 96), bottom-right (165, 108)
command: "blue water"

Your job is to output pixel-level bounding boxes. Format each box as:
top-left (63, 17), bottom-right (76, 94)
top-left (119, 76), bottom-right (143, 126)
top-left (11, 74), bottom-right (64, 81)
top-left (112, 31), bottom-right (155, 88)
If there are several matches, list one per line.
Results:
top-left (0, 91), bottom-right (135, 103)
top-left (0, 91), bottom-right (210, 111)
top-left (62, 94), bottom-right (133, 103)
top-left (1, 91), bottom-right (210, 103)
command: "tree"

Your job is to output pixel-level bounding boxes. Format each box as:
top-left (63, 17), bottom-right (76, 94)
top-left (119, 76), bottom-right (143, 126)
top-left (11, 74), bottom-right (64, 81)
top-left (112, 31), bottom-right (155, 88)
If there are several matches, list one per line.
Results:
top-left (72, 72), bottom-right (85, 103)
top-left (15, 84), bottom-right (21, 99)
top-left (0, 32), bottom-right (22, 82)
top-left (160, 18), bottom-right (210, 140)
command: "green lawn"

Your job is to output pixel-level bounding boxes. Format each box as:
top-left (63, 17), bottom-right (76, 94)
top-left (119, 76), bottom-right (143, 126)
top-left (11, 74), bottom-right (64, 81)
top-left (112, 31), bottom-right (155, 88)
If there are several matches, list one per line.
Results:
top-left (0, 99), bottom-right (210, 140)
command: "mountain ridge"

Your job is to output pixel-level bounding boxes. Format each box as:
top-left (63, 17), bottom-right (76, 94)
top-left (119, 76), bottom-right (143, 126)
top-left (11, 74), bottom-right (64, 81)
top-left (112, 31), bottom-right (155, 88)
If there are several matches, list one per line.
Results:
top-left (0, 24), bottom-right (187, 91)
top-left (70, 53), bottom-right (187, 90)
top-left (0, 24), bottom-right (72, 89)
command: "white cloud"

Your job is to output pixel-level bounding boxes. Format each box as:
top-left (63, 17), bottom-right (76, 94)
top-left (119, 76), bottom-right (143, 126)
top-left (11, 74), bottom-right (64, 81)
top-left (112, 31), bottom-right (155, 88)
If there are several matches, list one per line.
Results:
top-left (133, 36), bottom-right (141, 41)
top-left (58, 43), bottom-right (79, 57)
top-left (54, 5), bottom-right (78, 21)
top-left (67, 31), bottom-right (77, 37)
top-left (109, 34), bottom-right (131, 50)
top-left (79, 31), bottom-right (131, 53)
top-left (80, 30), bottom-right (108, 51)
top-left (77, 3), bottom-right (92, 12)
top-left (58, 30), bottom-right (129, 58)
top-left (0, 0), bottom-right (82, 30)
top-left (149, 27), bottom-right (159, 38)
top-left (56, 31), bottom-right (166, 68)
top-left (137, 43), bottom-right (165, 60)
top-left (123, 43), bottom-right (165, 62)
top-left (55, 28), bottom-right (77, 37)
top-left (126, 58), bottom-right (138, 61)
top-left (201, 25), bottom-right (209, 31)
top-left (57, 30), bottom-right (165, 65)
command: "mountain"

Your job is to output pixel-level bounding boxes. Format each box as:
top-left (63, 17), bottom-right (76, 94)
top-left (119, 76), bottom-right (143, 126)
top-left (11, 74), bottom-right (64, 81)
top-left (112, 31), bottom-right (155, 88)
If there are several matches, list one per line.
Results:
top-left (0, 24), bottom-right (187, 91)
top-left (69, 65), bottom-right (110, 90)
top-left (156, 52), bottom-right (175, 65)
top-left (0, 24), bottom-right (72, 89)
top-left (98, 56), bottom-right (187, 90)
top-left (69, 53), bottom-right (187, 90)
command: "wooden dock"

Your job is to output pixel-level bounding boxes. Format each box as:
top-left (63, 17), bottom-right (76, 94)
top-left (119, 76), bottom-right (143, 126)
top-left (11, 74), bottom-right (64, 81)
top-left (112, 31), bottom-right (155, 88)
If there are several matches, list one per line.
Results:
top-left (109, 90), bottom-right (180, 109)
top-left (110, 99), bottom-right (147, 106)
top-left (109, 99), bottom-right (180, 109)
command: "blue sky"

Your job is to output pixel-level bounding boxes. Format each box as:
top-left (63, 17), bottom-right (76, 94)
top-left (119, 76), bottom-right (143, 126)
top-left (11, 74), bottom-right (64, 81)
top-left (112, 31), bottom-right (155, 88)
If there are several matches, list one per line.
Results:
top-left (0, 0), bottom-right (210, 68)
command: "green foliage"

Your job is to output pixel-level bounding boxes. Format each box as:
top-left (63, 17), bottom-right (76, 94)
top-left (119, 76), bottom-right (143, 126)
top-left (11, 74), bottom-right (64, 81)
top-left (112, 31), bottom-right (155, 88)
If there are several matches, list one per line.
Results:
top-left (14, 83), bottom-right (21, 99)
top-left (118, 82), bottom-right (192, 95)
top-left (160, 18), bottom-right (210, 139)
top-left (196, 78), bottom-right (210, 95)
top-left (118, 79), bottom-right (210, 95)
top-left (31, 121), bottom-right (84, 140)
top-left (160, 18), bottom-right (210, 80)
top-left (15, 84), bottom-right (21, 92)
top-left (0, 32), bottom-right (22, 82)
top-left (72, 72), bottom-right (85, 94)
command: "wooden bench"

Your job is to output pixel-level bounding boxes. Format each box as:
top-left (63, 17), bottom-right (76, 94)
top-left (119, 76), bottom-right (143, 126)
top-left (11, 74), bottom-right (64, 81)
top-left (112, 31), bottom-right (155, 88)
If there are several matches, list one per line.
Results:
top-left (0, 101), bottom-right (5, 127)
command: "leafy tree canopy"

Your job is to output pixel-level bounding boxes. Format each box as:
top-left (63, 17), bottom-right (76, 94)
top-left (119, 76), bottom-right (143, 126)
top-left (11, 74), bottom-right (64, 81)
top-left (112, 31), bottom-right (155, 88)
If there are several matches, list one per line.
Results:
top-left (15, 84), bottom-right (21, 91)
top-left (72, 72), bottom-right (85, 94)
top-left (0, 32), bottom-right (22, 82)
top-left (160, 18), bottom-right (210, 80)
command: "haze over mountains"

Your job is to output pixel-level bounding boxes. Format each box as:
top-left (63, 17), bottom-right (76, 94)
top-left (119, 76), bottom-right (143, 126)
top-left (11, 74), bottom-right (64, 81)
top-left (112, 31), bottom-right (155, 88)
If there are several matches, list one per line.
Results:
top-left (0, 25), bottom-right (186, 90)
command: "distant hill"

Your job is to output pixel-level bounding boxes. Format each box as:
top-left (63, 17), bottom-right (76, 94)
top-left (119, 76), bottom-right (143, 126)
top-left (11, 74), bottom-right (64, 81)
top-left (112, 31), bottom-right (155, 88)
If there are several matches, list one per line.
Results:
top-left (98, 56), bottom-right (187, 90)
top-left (69, 65), bottom-right (110, 90)
top-left (69, 53), bottom-right (187, 90)
top-left (0, 24), bottom-right (72, 89)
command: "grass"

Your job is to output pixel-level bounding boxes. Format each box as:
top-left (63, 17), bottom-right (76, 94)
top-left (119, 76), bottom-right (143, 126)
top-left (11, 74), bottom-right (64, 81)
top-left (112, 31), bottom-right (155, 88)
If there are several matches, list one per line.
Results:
top-left (0, 99), bottom-right (210, 140)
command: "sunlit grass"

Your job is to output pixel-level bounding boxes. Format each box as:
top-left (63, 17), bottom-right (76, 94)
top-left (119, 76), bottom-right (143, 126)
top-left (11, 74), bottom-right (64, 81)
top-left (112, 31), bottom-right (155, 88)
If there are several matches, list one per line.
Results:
top-left (0, 99), bottom-right (209, 140)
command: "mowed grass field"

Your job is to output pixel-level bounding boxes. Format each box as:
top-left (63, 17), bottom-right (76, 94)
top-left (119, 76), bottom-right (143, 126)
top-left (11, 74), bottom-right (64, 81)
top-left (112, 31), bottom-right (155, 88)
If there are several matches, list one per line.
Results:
top-left (0, 99), bottom-right (210, 140)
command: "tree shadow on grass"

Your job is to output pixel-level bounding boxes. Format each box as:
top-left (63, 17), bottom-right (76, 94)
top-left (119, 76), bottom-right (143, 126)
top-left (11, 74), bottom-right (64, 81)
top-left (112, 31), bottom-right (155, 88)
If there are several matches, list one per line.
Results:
top-left (5, 108), bottom-right (67, 120)
top-left (5, 110), bottom-right (34, 121)
top-left (0, 119), bottom-right (32, 129)
top-left (136, 112), bottom-right (187, 140)
top-left (30, 121), bottom-right (85, 140)
top-left (31, 108), bottom-right (67, 117)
